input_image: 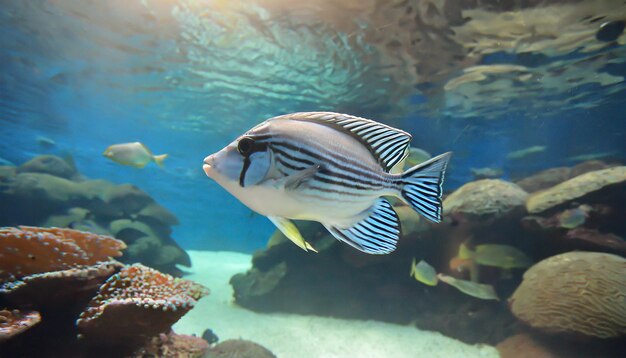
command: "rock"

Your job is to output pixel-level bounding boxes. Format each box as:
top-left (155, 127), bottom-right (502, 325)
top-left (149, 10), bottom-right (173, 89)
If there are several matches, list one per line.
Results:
top-left (526, 166), bottom-right (626, 214)
top-left (230, 262), bottom-right (288, 304)
top-left (569, 160), bottom-right (612, 178)
top-left (509, 251), bottom-right (626, 339)
top-left (0, 166), bottom-right (17, 193)
top-left (443, 179), bottom-right (528, 219)
top-left (17, 155), bottom-right (76, 179)
top-left (515, 167), bottom-right (571, 193)
top-left (10, 173), bottom-right (87, 206)
top-left (205, 339), bottom-right (276, 358)
top-left (109, 219), bottom-right (159, 242)
top-left (137, 203), bottom-right (179, 226)
top-left (104, 184), bottom-right (154, 215)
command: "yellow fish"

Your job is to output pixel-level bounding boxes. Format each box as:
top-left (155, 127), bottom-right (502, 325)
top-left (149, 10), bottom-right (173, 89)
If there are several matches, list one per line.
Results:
top-left (103, 142), bottom-right (168, 168)
top-left (458, 243), bottom-right (532, 270)
top-left (410, 258), bottom-right (438, 286)
top-left (437, 274), bottom-right (499, 301)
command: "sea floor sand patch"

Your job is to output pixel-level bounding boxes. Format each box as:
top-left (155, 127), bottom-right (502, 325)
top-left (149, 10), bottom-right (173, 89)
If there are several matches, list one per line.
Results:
top-left (174, 250), bottom-right (499, 358)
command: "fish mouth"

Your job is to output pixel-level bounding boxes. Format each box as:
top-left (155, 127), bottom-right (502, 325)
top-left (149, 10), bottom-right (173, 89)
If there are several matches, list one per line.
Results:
top-left (203, 155), bottom-right (214, 177)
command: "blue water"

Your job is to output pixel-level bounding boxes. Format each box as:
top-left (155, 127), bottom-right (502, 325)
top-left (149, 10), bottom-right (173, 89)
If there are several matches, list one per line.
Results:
top-left (1, 1), bottom-right (625, 252)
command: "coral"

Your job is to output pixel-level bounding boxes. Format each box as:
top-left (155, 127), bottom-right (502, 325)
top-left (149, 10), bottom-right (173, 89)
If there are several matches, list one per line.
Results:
top-left (76, 264), bottom-right (208, 343)
top-left (0, 261), bottom-right (123, 309)
top-left (17, 155), bottom-right (76, 179)
top-left (515, 167), bottom-right (572, 193)
top-left (205, 339), bottom-right (276, 358)
top-left (0, 309), bottom-right (41, 342)
top-left (0, 165), bottom-right (16, 193)
top-left (132, 330), bottom-right (209, 358)
top-left (443, 179), bottom-right (528, 218)
top-left (526, 166), bottom-right (626, 214)
top-left (496, 334), bottom-right (562, 358)
top-left (509, 252), bottom-right (626, 339)
top-left (0, 226), bottom-right (126, 281)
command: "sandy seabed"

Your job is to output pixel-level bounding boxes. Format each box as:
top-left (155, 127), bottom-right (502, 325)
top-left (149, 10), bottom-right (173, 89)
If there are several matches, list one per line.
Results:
top-left (174, 250), bottom-right (499, 358)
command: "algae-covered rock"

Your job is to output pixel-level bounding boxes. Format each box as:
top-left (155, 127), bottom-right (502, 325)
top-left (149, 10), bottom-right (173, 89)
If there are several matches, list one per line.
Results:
top-left (137, 203), bottom-right (179, 226)
top-left (206, 339), bottom-right (276, 358)
top-left (515, 167), bottom-right (571, 193)
top-left (42, 207), bottom-right (91, 228)
top-left (104, 184), bottom-right (154, 214)
top-left (230, 262), bottom-right (288, 302)
top-left (17, 155), bottom-right (76, 179)
top-left (109, 219), bottom-right (159, 242)
top-left (10, 173), bottom-right (87, 205)
top-left (0, 166), bottom-right (17, 193)
top-left (509, 251), bottom-right (626, 339)
top-left (526, 166), bottom-right (626, 214)
top-left (443, 179), bottom-right (528, 218)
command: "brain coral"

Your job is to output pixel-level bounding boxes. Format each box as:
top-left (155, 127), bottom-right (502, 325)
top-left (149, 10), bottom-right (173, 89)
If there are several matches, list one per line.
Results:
top-left (509, 251), bottom-right (626, 339)
top-left (443, 179), bottom-right (528, 218)
top-left (526, 166), bottom-right (626, 214)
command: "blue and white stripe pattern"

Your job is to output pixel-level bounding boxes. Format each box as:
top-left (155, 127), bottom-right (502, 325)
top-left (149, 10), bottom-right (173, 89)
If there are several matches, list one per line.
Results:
top-left (324, 198), bottom-right (400, 254)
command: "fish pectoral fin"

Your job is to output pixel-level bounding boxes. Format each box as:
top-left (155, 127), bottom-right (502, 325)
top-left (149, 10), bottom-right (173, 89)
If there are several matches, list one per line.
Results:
top-left (283, 165), bottom-right (321, 191)
top-left (323, 198), bottom-right (400, 255)
top-left (268, 216), bottom-right (317, 253)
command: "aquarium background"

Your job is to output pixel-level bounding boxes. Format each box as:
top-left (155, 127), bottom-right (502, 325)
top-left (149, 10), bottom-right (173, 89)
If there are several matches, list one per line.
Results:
top-left (2, 0), bottom-right (624, 252)
top-left (1, 1), bottom-right (626, 357)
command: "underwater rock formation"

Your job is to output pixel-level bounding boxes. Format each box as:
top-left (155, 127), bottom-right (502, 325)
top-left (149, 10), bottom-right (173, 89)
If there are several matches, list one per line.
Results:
top-left (229, 163), bottom-right (626, 346)
top-left (132, 330), bottom-right (209, 358)
top-left (205, 339), bottom-right (276, 358)
top-left (443, 179), bottom-right (528, 219)
top-left (509, 251), bottom-right (626, 339)
top-left (0, 155), bottom-right (190, 275)
top-left (526, 166), bottom-right (626, 214)
top-left (0, 226), bottom-right (209, 357)
top-left (17, 155), bottom-right (78, 180)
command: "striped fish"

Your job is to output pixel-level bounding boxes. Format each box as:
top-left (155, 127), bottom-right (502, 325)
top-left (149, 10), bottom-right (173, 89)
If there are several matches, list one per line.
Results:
top-left (203, 112), bottom-right (451, 254)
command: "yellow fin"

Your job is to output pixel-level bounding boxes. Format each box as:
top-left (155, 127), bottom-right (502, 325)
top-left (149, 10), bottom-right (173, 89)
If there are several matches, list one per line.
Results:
top-left (268, 216), bottom-right (317, 253)
top-left (459, 243), bottom-right (474, 260)
top-left (153, 154), bottom-right (168, 168)
top-left (413, 260), bottom-right (438, 286)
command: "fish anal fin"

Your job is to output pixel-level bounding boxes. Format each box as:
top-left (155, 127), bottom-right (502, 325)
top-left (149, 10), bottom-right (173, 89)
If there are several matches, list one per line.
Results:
top-left (268, 216), bottom-right (317, 253)
top-left (323, 198), bottom-right (400, 255)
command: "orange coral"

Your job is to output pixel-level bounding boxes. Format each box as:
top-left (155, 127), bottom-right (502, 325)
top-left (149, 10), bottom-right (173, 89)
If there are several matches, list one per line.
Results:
top-left (0, 309), bottom-right (41, 342)
top-left (0, 261), bottom-right (123, 309)
top-left (77, 264), bottom-right (208, 342)
top-left (0, 226), bottom-right (126, 281)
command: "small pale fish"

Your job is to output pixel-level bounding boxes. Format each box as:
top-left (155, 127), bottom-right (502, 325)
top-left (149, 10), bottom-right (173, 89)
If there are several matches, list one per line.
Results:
top-left (103, 142), bottom-right (168, 168)
top-left (203, 112), bottom-right (452, 254)
top-left (506, 145), bottom-right (546, 160)
top-left (437, 274), bottom-right (499, 301)
top-left (558, 205), bottom-right (590, 229)
top-left (36, 136), bottom-right (56, 148)
top-left (472, 244), bottom-right (532, 269)
top-left (470, 167), bottom-right (503, 179)
top-left (410, 258), bottom-right (438, 286)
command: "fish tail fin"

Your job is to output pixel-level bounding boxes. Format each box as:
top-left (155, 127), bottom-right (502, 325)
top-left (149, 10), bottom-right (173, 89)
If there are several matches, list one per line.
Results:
top-left (153, 154), bottom-right (168, 168)
top-left (398, 152), bottom-right (451, 223)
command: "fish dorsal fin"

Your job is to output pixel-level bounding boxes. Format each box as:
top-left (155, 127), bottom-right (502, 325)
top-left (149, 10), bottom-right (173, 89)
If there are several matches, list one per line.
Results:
top-left (323, 198), bottom-right (400, 254)
top-left (268, 216), bottom-right (317, 252)
top-left (275, 112), bottom-right (412, 172)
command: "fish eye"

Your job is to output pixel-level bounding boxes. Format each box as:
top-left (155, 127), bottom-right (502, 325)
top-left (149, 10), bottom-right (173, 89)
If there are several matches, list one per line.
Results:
top-left (237, 137), bottom-right (255, 155)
